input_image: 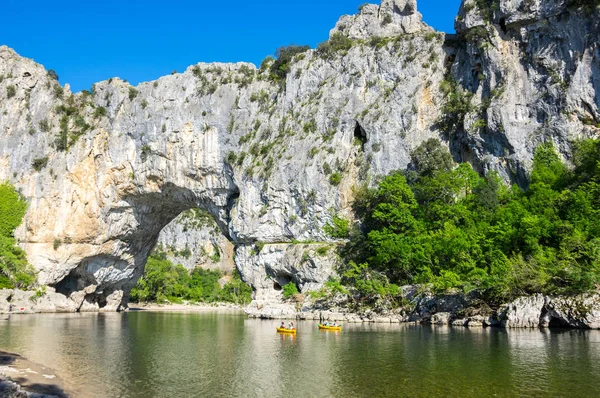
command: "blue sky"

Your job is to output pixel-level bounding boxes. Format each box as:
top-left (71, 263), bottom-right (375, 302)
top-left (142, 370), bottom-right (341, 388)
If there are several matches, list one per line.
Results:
top-left (1, 0), bottom-right (461, 92)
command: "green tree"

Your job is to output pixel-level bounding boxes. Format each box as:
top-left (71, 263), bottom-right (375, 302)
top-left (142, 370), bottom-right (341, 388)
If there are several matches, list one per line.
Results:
top-left (0, 182), bottom-right (28, 237)
top-left (323, 214), bottom-right (350, 238)
top-left (282, 282), bottom-right (299, 298)
top-left (130, 251), bottom-right (253, 304)
top-left (0, 182), bottom-right (35, 288)
top-left (317, 33), bottom-right (354, 59)
top-left (367, 171), bottom-right (418, 233)
top-left (342, 139), bottom-right (600, 301)
top-left (410, 138), bottom-right (455, 178)
top-left (0, 235), bottom-right (35, 288)
top-left (270, 45), bottom-right (310, 82)
top-left (530, 142), bottom-right (568, 188)
top-left (47, 70), bottom-right (59, 80)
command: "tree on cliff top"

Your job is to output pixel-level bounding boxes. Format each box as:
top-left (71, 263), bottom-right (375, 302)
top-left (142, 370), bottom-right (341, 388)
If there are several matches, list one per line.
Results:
top-left (269, 44), bottom-right (310, 82)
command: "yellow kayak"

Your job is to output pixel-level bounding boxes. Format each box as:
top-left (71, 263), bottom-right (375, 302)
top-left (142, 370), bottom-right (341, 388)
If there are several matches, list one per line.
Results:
top-left (318, 324), bottom-right (342, 331)
top-left (277, 327), bottom-right (297, 334)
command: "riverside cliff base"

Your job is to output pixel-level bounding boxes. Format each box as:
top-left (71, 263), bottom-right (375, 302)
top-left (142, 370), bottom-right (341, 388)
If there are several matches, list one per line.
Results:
top-left (3, 286), bottom-right (599, 330)
top-left (246, 289), bottom-right (600, 329)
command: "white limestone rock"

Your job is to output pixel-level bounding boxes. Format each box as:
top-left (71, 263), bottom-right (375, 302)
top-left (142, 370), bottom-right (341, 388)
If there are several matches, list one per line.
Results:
top-left (430, 312), bottom-right (452, 324)
top-left (544, 294), bottom-right (600, 329)
top-left (157, 210), bottom-right (235, 272)
top-left (244, 301), bottom-right (297, 319)
top-left (332, 0), bottom-right (429, 39)
top-left (236, 243), bottom-right (339, 301)
top-left (499, 294), bottom-right (546, 328)
top-left (0, 0), bottom-right (598, 312)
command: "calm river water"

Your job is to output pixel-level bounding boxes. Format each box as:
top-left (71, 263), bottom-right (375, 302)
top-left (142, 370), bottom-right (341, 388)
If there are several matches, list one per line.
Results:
top-left (0, 311), bottom-right (599, 397)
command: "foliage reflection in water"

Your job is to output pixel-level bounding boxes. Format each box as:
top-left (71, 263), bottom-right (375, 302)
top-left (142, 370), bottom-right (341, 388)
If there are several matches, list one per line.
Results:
top-left (0, 312), bottom-right (598, 397)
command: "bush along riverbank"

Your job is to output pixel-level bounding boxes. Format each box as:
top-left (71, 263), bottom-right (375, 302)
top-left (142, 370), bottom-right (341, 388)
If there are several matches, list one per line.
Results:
top-left (247, 139), bottom-right (600, 328)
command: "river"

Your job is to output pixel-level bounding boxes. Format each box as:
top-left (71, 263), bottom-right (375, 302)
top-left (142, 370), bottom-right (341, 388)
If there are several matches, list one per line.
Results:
top-left (0, 311), bottom-right (599, 397)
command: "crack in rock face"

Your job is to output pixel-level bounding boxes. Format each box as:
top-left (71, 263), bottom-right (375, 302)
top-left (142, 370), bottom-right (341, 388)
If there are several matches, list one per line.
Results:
top-left (0, 0), bottom-right (599, 310)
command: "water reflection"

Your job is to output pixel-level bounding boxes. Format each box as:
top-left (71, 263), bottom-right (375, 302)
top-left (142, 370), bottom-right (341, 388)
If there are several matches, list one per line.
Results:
top-left (0, 314), bottom-right (599, 397)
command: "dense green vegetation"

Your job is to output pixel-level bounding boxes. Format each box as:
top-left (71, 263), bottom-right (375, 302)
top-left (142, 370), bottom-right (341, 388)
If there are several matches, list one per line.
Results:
top-left (438, 78), bottom-right (473, 135)
top-left (282, 282), bottom-right (299, 299)
top-left (317, 33), bottom-right (354, 60)
top-left (340, 138), bottom-right (600, 303)
top-left (269, 45), bottom-right (310, 82)
top-left (0, 182), bottom-right (35, 289)
top-left (129, 251), bottom-right (252, 305)
top-left (324, 215), bottom-right (350, 239)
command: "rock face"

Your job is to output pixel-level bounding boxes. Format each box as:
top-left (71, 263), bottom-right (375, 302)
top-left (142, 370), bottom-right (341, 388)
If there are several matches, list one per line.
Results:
top-left (0, 0), bottom-right (598, 311)
top-left (331, 0), bottom-right (428, 39)
top-left (499, 293), bottom-right (600, 328)
top-left (0, 377), bottom-right (28, 398)
top-left (157, 210), bottom-right (234, 272)
top-left (246, 289), bottom-right (600, 329)
top-left (499, 294), bottom-right (547, 328)
top-left (237, 243), bottom-right (339, 301)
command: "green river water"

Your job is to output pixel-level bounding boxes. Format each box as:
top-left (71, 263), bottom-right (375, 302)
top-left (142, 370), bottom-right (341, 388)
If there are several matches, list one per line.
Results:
top-left (0, 311), bottom-right (599, 397)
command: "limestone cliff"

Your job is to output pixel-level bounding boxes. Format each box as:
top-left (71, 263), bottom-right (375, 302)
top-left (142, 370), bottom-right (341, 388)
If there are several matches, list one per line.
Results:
top-left (0, 0), bottom-right (598, 311)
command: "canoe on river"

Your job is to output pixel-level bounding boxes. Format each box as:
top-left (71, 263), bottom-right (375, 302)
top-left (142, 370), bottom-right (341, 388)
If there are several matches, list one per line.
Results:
top-left (276, 327), bottom-right (297, 334)
top-left (318, 324), bottom-right (341, 331)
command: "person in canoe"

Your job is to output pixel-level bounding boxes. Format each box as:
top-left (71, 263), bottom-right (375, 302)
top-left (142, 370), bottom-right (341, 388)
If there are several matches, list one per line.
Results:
top-left (288, 321), bottom-right (295, 330)
top-left (281, 321), bottom-right (286, 328)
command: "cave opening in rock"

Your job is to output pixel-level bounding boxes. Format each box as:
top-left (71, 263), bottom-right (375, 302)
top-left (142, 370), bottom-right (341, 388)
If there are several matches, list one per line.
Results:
top-left (499, 18), bottom-right (507, 34)
top-left (45, 178), bottom-right (241, 312)
top-left (115, 182), bottom-right (241, 309)
top-left (53, 264), bottom-right (97, 297)
top-left (354, 121), bottom-right (368, 148)
top-left (277, 274), bottom-right (292, 284)
top-left (548, 316), bottom-right (569, 328)
top-left (274, 274), bottom-right (293, 292)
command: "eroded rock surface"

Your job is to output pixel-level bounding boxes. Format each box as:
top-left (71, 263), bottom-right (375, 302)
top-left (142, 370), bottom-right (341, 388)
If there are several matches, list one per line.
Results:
top-left (500, 293), bottom-right (600, 328)
top-left (0, 0), bottom-right (598, 310)
top-left (332, 0), bottom-right (429, 39)
top-left (248, 289), bottom-right (600, 329)
top-left (157, 210), bottom-right (235, 272)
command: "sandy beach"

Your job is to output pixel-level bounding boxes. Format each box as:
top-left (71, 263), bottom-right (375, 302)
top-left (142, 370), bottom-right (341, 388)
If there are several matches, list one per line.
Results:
top-left (128, 302), bottom-right (245, 313)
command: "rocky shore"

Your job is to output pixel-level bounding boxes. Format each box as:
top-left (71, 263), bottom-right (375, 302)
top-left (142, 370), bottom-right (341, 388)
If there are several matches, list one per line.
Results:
top-left (0, 288), bottom-right (247, 315)
top-left (0, 288), bottom-right (98, 314)
top-left (129, 302), bottom-right (244, 312)
top-left (4, 285), bottom-right (600, 330)
top-left (0, 351), bottom-right (68, 398)
top-left (245, 288), bottom-right (600, 330)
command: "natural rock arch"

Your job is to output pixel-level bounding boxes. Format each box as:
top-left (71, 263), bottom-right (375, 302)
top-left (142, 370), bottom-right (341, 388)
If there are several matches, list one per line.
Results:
top-left (0, 0), bottom-right (598, 312)
top-left (31, 123), bottom-right (242, 311)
